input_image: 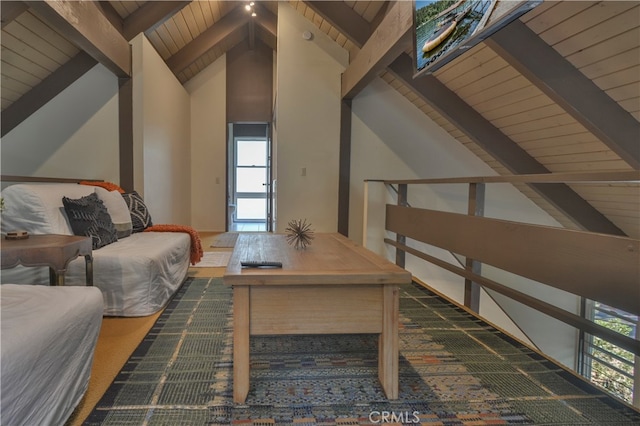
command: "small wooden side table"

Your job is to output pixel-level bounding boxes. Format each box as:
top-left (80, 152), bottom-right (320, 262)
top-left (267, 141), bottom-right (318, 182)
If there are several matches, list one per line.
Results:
top-left (1, 234), bottom-right (93, 286)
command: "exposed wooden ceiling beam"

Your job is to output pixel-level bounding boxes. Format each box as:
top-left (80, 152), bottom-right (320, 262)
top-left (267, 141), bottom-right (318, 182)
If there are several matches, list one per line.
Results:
top-left (370, 1), bottom-right (392, 32)
top-left (486, 20), bottom-right (640, 170)
top-left (248, 19), bottom-right (256, 50)
top-left (1, 52), bottom-right (97, 137)
top-left (95, 1), bottom-right (123, 34)
top-left (303, 1), bottom-right (370, 48)
top-left (254, 4), bottom-right (277, 51)
top-left (124, 1), bottom-right (191, 41)
top-left (1, 1), bottom-right (28, 28)
top-left (166, 5), bottom-right (250, 75)
top-left (26, 0), bottom-right (130, 77)
top-left (255, 25), bottom-right (277, 52)
top-left (341, 1), bottom-right (412, 99)
top-left (387, 53), bottom-right (625, 236)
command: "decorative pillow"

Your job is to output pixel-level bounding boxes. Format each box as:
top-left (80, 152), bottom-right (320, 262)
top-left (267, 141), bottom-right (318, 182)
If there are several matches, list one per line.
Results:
top-left (94, 187), bottom-right (133, 238)
top-left (62, 192), bottom-right (118, 249)
top-left (122, 191), bottom-right (153, 233)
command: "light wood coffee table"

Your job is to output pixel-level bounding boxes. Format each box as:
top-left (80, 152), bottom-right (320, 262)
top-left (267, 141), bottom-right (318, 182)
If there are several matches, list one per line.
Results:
top-left (223, 232), bottom-right (411, 403)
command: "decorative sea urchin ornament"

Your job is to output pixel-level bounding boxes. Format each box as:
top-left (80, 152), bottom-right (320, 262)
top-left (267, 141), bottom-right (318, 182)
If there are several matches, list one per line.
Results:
top-left (285, 219), bottom-right (314, 249)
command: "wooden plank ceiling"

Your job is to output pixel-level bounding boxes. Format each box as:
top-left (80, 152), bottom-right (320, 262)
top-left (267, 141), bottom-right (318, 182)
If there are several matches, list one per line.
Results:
top-left (1, 1), bottom-right (638, 238)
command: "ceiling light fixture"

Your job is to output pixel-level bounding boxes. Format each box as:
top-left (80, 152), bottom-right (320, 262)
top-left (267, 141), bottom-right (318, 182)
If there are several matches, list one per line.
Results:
top-left (245, 2), bottom-right (256, 17)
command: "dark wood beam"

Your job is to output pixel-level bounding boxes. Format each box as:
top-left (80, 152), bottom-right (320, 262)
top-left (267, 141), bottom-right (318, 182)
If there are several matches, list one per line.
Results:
top-left (248, 18), bottom-right (256, 50)
top-left (1, 1), bottom-right (28, 28)
top-left (118, 77), bottom-right (134, 192)
top-left (486, 20), bottom-right (640, 170)
top-left (387, 53), bottom-right (625, 236)
top-left (255, 24), bottom-right (276, 52)
top-left (380, 170), bottom-right (640, 185)
top-left (26, 0), bottom-right (130, 77)
top-left (303, 1), bottom-right (370, 48)
top-left (95, 1), bottom-right (123, 35)
top-left (464, 183), bottom-right (485, 313)
top-left (341, 0), bottom-right (412, 99)
top-left (254, 4), bottom-right (277, 51)
top-left (166, 5), bottom-right (250, 75)
top-left (370, 1), bottom-right (392, 32)
top-left (338, 99), bottom-right (353, 236)
top-left (124, 1), bottom-right (190, 41)
top-left (1, 52), bottom-right (97, 137)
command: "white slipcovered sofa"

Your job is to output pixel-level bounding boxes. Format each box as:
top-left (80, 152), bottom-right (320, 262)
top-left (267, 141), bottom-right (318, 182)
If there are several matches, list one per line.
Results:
top-left (1, 284), bottom-right (103, 426)
top-left (0, 183), bottom-right (191, 316)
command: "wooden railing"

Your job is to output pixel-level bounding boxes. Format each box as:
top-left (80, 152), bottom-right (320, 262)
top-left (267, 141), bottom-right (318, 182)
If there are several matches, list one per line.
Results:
top-left (1, 175), bottom-right (103, 183)
top-left (365, 170), bottom-right (640, 356)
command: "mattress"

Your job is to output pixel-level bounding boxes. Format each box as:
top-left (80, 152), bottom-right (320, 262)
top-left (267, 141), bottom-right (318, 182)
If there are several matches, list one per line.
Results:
top-left (1, 232), bottom-right (191, 317)
top-left (1, 284), bottom-right (103, 426)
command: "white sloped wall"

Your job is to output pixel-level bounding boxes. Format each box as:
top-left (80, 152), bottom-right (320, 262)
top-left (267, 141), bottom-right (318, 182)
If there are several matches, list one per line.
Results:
top-left (0, 64), bottom-right (119, 183)
top-left (350, 78), bottom-right (580, 368)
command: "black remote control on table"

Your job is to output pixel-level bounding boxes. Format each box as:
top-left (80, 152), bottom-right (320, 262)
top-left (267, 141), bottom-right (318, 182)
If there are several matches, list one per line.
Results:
top-left (241, 261), bottom-right (283, 268)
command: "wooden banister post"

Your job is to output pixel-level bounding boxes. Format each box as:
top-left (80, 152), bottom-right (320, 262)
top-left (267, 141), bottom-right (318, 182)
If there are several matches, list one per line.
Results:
top-left (396, 184), bottom-right (408, 268)
top-left (363, 180), bottom-right (369, 247)
top-left (464, 182), bottom-right (485, 312)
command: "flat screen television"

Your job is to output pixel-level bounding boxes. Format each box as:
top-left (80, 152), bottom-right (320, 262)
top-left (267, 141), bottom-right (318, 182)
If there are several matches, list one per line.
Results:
top-left (413, 0), bottom-right (542, 78)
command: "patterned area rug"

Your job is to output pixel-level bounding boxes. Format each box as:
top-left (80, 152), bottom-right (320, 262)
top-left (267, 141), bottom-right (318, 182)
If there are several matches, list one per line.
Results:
top-left (86, 278), bottom-right (640, 425)
top-left (210, 233), bottom-right (239, 248)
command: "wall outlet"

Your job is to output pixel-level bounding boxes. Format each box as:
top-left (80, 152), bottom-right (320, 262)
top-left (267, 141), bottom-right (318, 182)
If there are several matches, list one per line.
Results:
top-left (301, 167), bottom-right (307, 177)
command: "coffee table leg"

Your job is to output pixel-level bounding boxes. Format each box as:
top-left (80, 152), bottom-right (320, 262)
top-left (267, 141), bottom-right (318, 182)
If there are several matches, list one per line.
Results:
top-left (233, 286), bottom-right (250, 403)
top-left (379, 285), bottom-right (399, 399)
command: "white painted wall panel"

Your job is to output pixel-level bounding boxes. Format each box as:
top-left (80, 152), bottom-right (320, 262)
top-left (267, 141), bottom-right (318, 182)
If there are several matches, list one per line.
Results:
top-left (185, 54), bottom-right (227, 232)
top-left (1, 64), bottom-right (119, 183)
top-left (274, 3), bottom-right (348, 232)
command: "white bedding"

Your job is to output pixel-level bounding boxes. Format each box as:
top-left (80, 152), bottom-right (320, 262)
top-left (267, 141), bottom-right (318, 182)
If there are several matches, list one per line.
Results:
top-left (67, 232), bottom-right (191, 316)
top-left (1, 284), bottom-right (103, 426)
top-left (1, 232), bottom-right (191, 317)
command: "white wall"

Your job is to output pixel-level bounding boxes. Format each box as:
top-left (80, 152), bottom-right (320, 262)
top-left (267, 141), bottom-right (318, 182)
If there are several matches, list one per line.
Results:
top-left (350, 78), bottom-right (580, 368)
top-left (131, 34), bottom-right (191, 225)
top-left (274, 3), bottom-right (349, 232)
top-left (1, 64), bottom-right (119, 183)
top-left (185, 55), bottom-right (228, 232)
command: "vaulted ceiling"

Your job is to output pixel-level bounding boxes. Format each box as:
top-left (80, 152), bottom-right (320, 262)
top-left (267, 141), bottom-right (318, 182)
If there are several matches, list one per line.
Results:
top-left (1, 1), bottom-right (639, 238)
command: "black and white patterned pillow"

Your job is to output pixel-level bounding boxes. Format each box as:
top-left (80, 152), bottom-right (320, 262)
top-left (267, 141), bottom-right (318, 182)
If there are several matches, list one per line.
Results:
top-left (122, 191), bottom-right (153, 233)
top-left (62, 192), bottom-right (118, 249)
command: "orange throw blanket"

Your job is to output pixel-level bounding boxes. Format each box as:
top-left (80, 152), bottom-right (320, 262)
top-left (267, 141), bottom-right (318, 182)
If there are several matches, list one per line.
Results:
top-left (79, 180), bottom-right (125, 193)
top-left (144, 224), bottom-right (204, 265)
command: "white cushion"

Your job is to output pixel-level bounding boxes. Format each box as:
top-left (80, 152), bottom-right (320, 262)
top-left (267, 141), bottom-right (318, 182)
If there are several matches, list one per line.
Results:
top-left (0, 184), bottom-right (94, 235)
top-left (94, 187), bottom-right (133, 238)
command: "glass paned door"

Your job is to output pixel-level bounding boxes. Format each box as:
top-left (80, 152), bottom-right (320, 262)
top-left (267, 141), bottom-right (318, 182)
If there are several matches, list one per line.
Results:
top-left (235, 139), bottom-right (268, 221)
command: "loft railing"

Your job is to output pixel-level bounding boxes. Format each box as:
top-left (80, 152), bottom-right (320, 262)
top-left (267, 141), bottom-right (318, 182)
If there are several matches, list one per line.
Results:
top-left (364, 169), bottom-right (640, 406)
top-left (0, 175), bottom-right (103, 183)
